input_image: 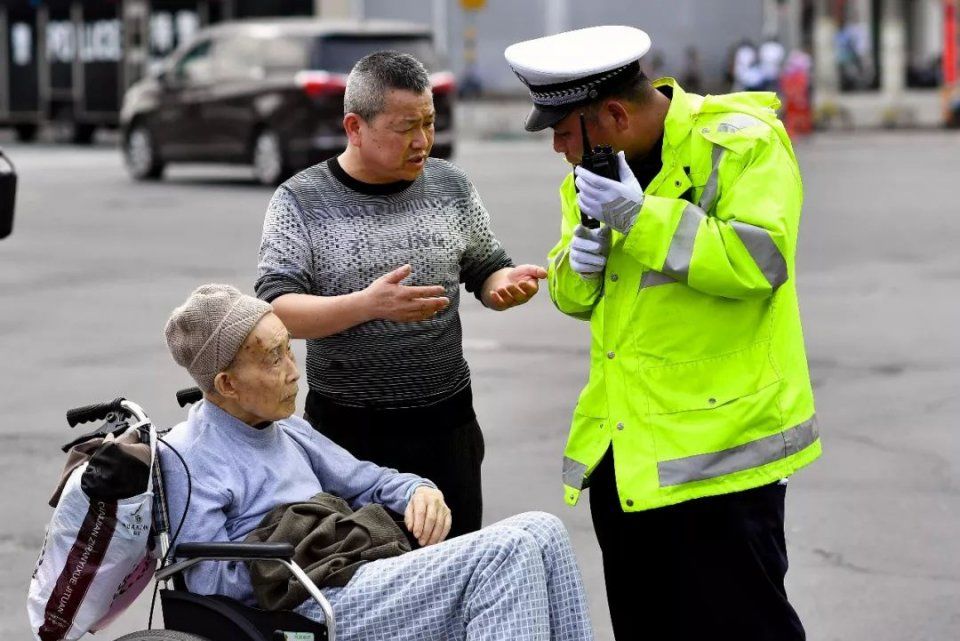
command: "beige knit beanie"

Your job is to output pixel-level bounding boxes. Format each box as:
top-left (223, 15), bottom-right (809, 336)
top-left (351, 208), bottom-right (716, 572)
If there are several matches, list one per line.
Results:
top-left (164, 284), bottom-right (273, 392)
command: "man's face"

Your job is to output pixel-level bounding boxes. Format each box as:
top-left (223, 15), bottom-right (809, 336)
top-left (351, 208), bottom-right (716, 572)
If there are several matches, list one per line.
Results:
top-left (550, 108), bottom-right (611, 166)
top-left (357, 88), bottom-right (435, 182)
top-left (222, 313), bottom-right (300, 424)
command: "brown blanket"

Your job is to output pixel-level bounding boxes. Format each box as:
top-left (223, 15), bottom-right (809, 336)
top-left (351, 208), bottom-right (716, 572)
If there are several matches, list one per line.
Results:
top-left (244, 492), bottom-right (411, 610)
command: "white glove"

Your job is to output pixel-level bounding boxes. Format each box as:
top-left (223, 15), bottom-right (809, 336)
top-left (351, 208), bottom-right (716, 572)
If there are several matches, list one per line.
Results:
top-left (569, 224), bottom-right (611, 278)
top-left (574, 151), bottom-right (644, 234)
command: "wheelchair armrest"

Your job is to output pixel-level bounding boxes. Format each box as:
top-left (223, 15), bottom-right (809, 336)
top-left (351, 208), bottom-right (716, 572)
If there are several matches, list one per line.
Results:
top-left (157, 542), bottom-right (295, 582)
top-left (175, 541), bottom-right (295, 560)
top-left (157, 541), bottom-right (337, 638)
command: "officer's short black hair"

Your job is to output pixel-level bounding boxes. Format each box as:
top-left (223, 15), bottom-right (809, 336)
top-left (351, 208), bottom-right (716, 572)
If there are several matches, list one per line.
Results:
top-left (582, 71), bottom-right (658, 121)
top-left (344, 51), bottom-right (431, 121)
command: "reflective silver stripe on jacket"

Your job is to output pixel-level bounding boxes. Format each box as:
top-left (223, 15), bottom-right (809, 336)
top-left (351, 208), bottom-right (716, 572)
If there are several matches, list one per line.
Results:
top-left (703, 113), bottom-right (763, 211)
top-left (562, 457), bottom-right (588, 489)
top-left (716, 113), bottom-right (764, 133)
top-left (698, 144), bottom-right (724, 213)
top-left (662, 203), bottom-right (705, 281)
top-left (713, 114), bottom-right (788, 289)
top-left (660, 129), bottom-right (719, 281)
top-left (657, 416), bottom-right (819, 487)
top-left (661, 113), bottom-right (787, 289)
top-left (731, 220), bottom-right (788, 289)
top-left (640, 270), bottom-right (675, 289)
top-left (700, 114), bottom-right (763, 211)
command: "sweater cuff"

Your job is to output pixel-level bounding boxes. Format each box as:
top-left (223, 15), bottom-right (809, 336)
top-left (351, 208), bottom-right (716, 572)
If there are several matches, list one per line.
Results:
top-left (463, 250), bottom-right (515, 301)
top-left (404, 479), bottom-right (438, 505)
top-left (254, 275), bottom-right (307, 304)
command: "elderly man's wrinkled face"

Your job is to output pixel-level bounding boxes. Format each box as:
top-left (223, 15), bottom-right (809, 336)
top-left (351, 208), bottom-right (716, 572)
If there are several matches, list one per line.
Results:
top-left (217, 313), bottom-right (300, 424)
top-left (357, 88), bottom-right (435, 182)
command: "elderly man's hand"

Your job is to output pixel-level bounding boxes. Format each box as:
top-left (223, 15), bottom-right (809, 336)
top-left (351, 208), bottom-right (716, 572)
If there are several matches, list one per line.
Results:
top-left (404, 485), bottom-right (451, 547)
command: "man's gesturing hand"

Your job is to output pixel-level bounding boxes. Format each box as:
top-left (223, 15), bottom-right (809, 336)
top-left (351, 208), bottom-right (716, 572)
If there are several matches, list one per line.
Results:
top-left (404, 486), bottom-right (451, 547)
top-left (362, 264), bottom-right (450, 322)
top-left (486, 264), bottom-right (548, 311)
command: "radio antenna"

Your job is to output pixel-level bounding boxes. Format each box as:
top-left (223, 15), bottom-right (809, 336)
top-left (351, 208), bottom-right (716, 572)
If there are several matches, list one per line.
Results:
top-left (579, 113), bottom-right (592, 156)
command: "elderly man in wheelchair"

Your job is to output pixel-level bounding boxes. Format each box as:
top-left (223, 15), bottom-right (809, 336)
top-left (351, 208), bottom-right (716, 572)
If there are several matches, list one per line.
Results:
top-left (158, 284), bottom-right (594, 641)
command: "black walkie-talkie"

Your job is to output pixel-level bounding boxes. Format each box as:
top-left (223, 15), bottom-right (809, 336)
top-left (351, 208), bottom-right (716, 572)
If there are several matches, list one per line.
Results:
top-left (577, 113), bottom-right (620, 229)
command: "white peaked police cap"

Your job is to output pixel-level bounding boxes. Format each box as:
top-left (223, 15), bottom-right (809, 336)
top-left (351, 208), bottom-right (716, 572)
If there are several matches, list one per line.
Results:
top-left (504, 26), bottom-right (652, 131)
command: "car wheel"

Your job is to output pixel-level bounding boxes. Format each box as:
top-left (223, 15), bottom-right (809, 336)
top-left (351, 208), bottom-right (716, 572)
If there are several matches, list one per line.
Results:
top-left (124, 124), bottom-right (165, 180)
top-left (252, 129), bottom-right (286, 186)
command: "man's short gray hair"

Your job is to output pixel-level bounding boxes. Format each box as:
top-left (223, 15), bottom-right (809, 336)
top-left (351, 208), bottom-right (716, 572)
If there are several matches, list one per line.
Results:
top-left (344, 51), bottom-right (430, 121)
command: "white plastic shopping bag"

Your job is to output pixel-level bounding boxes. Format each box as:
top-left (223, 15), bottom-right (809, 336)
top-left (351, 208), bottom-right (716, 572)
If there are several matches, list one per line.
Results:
top-left (27, 427), bottom-right (157, 641)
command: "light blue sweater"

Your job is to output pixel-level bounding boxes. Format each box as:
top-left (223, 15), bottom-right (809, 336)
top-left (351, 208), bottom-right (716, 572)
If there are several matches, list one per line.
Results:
top-left (158, 400), bottom-right (432, 604)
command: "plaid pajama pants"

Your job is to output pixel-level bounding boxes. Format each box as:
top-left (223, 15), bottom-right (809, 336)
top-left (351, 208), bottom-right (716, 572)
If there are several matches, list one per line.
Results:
top-left (295, 511), bottom-right (594, 640)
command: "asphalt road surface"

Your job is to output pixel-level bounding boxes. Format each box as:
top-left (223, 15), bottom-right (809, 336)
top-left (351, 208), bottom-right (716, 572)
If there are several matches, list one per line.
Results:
top-left (1, 131), bottom-right (957, 640)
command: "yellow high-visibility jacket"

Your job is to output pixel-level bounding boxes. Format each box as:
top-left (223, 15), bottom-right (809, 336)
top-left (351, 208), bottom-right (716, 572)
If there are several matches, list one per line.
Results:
top-left (549, 78), bottom-right (821, 511)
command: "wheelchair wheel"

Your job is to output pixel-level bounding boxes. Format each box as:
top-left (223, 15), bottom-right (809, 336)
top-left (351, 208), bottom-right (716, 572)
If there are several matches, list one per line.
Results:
top-left (113, 631), bottom-right (210, 641)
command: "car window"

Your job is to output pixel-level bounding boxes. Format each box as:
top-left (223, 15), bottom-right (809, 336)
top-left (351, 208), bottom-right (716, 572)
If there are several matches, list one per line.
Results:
top-left (174, 40), bottom-right (213, 85)
top-left (311, 35), bottom-right (438, 73)
top-left (262, 37), bottom-right (310, 73)
top-left (214, 36), bottom-right (263, 80)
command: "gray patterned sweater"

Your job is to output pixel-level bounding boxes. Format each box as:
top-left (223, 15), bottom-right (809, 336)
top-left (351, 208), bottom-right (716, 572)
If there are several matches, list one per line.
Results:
top-left (255, 157), bottom-right (513, 408)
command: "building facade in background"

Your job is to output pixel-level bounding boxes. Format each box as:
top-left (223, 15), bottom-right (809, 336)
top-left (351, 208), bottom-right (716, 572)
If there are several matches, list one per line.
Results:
top-left (0, 0), bottom-right (313, 141)
top-left (807, 0), bottom-right (955, 127)
top-left (339, 0), bottom-right (958, 127)
top-left (345, 0), bottom-right (768, 95)
top-left (3, 0), bottom-right (955, 136)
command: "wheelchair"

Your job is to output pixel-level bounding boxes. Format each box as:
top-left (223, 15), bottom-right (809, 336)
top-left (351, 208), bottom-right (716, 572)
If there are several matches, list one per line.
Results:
top-left (63, 389), bottom-right (337, 641)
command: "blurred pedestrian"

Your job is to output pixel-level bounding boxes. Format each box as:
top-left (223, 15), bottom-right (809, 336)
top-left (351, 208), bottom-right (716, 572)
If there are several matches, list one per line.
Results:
top-left (256, 52), bottom-right (547, 539)
top-left (836, 8), bottom-right (872, 89)
top-left (505, 25), bottom-right (820, 641)
top-left (759, 38), bottom-right (786, 92)
top-left (680, 46), bottom-right (702, 94)
top-left (782, 49), bottom-right (814, 136)
top-left (732, 40), bottom-right (765, 91)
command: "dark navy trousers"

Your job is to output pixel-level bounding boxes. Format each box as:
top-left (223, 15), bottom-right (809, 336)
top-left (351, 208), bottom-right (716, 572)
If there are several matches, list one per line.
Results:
top-left (589, 449), bottom-right (806, 641)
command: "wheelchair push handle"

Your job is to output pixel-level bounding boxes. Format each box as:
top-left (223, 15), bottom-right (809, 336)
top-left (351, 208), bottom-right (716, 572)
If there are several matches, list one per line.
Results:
top-left (66, 398), bottom-right (126, 427)
top-left (176, 386), bottom-right (203, 407)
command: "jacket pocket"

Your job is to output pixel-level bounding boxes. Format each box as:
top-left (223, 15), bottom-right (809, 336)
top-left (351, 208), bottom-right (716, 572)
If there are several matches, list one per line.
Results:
top-left (641, 342), bottom-right (784, 467)
top-left (644, 342), bottom-right (781, 414)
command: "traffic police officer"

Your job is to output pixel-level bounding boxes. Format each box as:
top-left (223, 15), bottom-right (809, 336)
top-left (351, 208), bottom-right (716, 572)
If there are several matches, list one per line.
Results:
top-left (505, 26), bottom-right (821, 641)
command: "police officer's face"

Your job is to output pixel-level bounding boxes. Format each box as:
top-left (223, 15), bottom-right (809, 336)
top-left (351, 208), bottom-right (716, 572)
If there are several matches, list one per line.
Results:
top-left (358, 88), bottom-right (435, 182)
top-left (551, 110), bottom-right (608, 165)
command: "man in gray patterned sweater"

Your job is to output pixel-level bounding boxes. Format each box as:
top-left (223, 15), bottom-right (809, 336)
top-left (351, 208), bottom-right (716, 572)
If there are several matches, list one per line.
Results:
top-left (256, 52), bottom-right (546, 538)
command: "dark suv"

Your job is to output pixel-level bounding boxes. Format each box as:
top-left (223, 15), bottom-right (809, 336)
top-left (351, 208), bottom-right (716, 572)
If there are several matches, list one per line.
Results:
top-left (120, 19), bottom-right (455, 184)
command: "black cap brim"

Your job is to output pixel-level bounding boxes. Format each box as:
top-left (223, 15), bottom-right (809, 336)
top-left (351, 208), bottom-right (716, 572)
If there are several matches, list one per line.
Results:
top-left (524, 103), bottom-right (576, 132)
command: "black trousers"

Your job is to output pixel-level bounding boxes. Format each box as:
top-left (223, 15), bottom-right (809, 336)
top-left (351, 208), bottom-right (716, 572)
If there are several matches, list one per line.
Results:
top-left (589, 450), bottom-right (806, 641)
top-left (304, 386), bottom-right (484, 539)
